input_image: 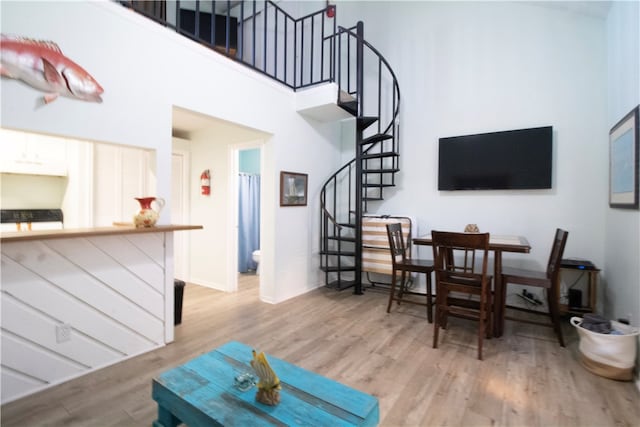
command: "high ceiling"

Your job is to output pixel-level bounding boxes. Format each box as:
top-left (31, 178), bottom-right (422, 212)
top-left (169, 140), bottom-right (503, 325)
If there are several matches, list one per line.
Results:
top-left (171, 1), bottom-right (613, 137)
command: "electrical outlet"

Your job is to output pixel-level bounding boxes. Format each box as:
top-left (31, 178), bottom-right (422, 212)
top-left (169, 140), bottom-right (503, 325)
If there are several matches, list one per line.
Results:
top-left (56, 323), bottom-right (71, 343)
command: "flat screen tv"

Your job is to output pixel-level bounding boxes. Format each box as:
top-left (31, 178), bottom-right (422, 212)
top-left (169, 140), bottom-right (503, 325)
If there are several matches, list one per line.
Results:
top-left (438, 126), bottom-right (552, 190)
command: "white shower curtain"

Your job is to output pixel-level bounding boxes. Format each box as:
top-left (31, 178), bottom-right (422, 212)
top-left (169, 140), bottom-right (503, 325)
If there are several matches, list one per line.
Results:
top-left (238, 173), bottom-right (260, 272)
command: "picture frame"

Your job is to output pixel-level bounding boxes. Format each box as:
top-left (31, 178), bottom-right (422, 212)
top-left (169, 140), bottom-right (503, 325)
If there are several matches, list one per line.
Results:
top-left (280, 171), bottom-right (308, 206)
top-left (609, 105), bottom-right (639, 209)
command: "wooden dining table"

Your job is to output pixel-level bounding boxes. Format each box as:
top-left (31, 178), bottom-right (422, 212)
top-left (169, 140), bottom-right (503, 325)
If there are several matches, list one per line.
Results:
top-left (413, 234), bottom-right (531, 337)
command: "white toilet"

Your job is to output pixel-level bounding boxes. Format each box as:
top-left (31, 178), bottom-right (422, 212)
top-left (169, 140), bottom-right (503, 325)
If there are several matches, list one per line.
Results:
top-left (252, 250), bottom-right (261, 275)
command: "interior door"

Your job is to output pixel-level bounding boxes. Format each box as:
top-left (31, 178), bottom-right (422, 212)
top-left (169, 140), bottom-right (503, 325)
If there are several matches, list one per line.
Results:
top-left (172, 152), bottom-right (189, 280)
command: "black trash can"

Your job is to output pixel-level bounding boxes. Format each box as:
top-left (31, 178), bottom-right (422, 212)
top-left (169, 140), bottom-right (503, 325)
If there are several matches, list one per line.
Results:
top-left (174, 279), bottom-right (185, 325)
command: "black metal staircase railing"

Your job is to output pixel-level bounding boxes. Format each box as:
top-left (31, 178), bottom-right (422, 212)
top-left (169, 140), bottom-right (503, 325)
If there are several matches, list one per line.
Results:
top-left (320, 23), bottom-right (401, 294)
top-left (120, 1), bottom-right (401, 295)
top-left (120, 0), bottom-right (336, 90)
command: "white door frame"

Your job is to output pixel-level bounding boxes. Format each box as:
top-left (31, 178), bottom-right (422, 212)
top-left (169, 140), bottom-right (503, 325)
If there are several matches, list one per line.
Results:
top-left (172, 149), bottom-right (191, 281)
top-left (227, 141), bottom-right (263, 292)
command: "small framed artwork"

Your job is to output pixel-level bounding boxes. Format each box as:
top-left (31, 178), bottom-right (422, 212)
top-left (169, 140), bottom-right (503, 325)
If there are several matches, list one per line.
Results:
top-left (280, 171), bottom-right (308, 206)
top-left (609, 105), bottom-right (639, 209)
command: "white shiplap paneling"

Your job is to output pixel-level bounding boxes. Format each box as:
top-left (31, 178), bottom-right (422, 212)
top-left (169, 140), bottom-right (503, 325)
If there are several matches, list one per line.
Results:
top-left (1, 254), bottom-right (159, 354)
top-left (90, 235), bottom-right (165, 293)
top-left (2, 296), bottom-right (122, 365)
top-left (43, 238), bottom-right (164, 318)
top-left (1, 232), bottom-right (169, 404)
top-left (1, 334), bottom-right (85, 382)
top-left (2, 241), bottom-right (164, 342)
top-left (1, 367), bottom-right (45, 401)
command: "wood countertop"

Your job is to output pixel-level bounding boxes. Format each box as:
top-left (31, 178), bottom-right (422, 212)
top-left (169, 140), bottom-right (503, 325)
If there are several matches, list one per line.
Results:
top-left (0, 224), bottom-right (203, 243)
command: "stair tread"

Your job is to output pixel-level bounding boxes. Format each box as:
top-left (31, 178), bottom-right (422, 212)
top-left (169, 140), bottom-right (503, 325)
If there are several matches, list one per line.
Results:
top-left (363, 168), bottom-right (400, 173)
top-left (320, 250), bottom-right (356, 256)
top-left (357, 116), bottom-right (378, 130)
top-left (337, 222), bottom-right (355, 228)
top-left (338, 100), bottom-right (358, 116)
top-left (361, 152), bottom-right (399, 160)
top-left (361, 133), bottom-right (393, 145)
top-left (321, 266), bottom-right (356, 272)
top-left (328, 235), bottom-right (356, 242)
top-left (363, 183), bottom-right (395, 187)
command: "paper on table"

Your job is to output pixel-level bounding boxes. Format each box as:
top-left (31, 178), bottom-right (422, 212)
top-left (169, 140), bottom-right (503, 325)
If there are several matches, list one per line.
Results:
top-left (490, 235), bottom-right (522, 245)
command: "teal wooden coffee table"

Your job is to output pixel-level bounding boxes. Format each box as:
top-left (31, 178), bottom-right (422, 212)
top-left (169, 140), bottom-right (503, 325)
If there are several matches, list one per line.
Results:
top-left (151, 341), bottom-right (379, 426)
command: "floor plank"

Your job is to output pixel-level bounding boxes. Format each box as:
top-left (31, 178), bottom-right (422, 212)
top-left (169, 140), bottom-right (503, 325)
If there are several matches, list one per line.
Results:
top-left (1, 274), bottom-right (638, 426)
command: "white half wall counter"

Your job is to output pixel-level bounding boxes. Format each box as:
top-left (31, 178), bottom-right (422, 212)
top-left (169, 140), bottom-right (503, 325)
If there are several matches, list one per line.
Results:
top-left (0, 225), bottom-right (202, 404)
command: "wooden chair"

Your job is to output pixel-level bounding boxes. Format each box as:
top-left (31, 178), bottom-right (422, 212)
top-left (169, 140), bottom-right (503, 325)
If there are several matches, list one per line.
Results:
top-left (501, 228), bottom-right (568, 347)
top-left (385, 223), bottom-right (435, 322)
top-left (431, 230), bottom-right (492, 360)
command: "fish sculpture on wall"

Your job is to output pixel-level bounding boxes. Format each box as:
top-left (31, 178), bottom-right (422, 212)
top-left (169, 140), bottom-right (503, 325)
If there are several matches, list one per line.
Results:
top-left (0, 34), bottom-right (103, 104)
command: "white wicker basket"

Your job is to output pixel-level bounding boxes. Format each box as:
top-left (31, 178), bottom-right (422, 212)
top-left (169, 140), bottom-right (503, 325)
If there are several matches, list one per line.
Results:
top-left (570, 317), bottom-right (639, 381)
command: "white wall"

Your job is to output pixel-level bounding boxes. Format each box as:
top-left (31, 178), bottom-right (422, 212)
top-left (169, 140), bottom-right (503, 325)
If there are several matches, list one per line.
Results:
top-left (0, 0), bottom-right (342, 304)
top-left (605, 0), bottom-right (640, 378)
top-left (2, 1), bottom-right (626, 308)
top-left (335, 2), bottom-right (609, 287)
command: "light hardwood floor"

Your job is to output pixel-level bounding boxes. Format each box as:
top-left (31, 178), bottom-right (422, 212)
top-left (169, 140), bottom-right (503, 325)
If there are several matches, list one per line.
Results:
top-left (2, 274), bottom-right (638, 426)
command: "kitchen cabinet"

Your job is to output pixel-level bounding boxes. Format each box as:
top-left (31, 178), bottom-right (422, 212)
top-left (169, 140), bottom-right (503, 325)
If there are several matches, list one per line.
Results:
top-left (0, 129), bottom-right (157, 228)
top-left (0, 129), bottom-right (68, 176)
top-left (93, 144), bottom-right (156, 226)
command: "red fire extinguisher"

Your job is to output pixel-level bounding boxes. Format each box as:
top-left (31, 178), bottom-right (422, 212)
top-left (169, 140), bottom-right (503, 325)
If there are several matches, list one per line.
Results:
top-left (201, 169), bottom-right (211, 195)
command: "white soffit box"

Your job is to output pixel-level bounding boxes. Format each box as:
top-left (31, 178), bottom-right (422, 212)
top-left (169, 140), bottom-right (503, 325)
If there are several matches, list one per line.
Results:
top-left (295, 83), bottom-right (354, 123)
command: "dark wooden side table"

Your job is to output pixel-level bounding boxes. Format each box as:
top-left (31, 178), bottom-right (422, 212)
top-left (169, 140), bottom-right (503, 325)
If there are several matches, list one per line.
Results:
top-left (559, 259), bottom-right (599, 315)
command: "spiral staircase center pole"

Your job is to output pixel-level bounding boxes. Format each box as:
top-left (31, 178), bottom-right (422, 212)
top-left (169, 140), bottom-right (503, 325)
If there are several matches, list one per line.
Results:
top-left (354, 21), bottom-right (365, 295)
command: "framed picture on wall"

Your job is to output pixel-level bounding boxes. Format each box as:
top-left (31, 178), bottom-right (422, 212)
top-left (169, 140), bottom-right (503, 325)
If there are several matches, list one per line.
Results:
top-left (609, 105), bottom-right (639, 209)
top-left (280, 171), bottom-right (308, 206)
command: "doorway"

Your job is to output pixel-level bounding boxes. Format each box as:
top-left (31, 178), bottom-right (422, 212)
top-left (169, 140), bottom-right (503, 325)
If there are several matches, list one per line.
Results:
top-left (231, 144), bottom-right (262, 292)
top-left (172, 106), bottom-right (270, 296)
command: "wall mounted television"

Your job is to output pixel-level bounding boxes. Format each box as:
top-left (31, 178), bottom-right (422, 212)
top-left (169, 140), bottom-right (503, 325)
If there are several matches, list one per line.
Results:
top-left (438, 126), bottom-right (553, 191)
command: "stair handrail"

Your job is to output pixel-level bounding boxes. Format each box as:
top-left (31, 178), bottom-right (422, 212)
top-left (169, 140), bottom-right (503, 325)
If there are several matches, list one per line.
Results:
top-left (320, 23), bottom-right (401, 293)
top-left (320, 25), bottom-right (401, 203)
top-left (333, 25), bottom-right (401, 135)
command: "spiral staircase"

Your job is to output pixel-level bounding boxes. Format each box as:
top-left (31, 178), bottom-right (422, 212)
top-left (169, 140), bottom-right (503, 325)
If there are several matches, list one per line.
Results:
top-left (319, 23), bottom-right (401, 294)
top-left (120, 1), bottom-right (401, 295)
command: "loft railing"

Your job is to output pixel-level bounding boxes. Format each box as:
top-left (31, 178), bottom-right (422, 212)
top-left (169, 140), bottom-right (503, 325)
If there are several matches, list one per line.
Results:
top-left (119, 1), bottom-right (337, 90)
